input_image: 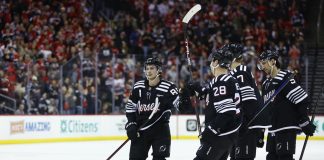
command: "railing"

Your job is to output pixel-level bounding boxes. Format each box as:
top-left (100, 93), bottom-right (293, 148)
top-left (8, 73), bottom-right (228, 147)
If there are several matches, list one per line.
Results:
top-left (0, 93), bottom-right (16, 113)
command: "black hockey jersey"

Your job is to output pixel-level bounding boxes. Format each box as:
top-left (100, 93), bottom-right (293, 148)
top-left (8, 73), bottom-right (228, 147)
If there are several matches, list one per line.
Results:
top-left (230, 65), bottom-right (270, 129)
top-left (125, 79), bottom-right (179, 131)
top-left (203, 74), bottom-right (242, 136)
top-left (262, 70), bottom-right (309, 133)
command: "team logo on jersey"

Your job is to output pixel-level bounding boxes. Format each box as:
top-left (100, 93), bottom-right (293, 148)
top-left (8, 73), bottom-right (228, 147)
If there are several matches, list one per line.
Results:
top-left (147, 92), bottom-right (151, 100)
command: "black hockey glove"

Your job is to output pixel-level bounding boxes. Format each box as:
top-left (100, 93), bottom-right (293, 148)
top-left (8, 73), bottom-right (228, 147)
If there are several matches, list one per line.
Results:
top-left (199, 125), bottom-right (220, 142)
top-left (299, 118), bottom-right (316, 136)
top-left (256, 129), bottom-right (265, 148)
top-left (186, 81), bottom-right (201, 96)
top-left (125, 122), bottom-right (140, 140)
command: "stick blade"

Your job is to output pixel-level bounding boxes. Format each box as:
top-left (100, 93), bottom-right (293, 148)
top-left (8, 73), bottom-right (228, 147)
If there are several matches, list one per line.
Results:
top-left (182, 4), bottom-right (201, 24)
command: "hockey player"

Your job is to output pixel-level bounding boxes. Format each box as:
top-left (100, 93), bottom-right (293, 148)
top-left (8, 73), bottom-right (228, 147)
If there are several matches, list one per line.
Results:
top-left (125, 57), bottom-right (179, 160)
top-left (188, 48), bottom-right (242, 160)
top-left (225, 44), bottom-right (270, 160)
top-left (258, 50), bottom-right (316, 160)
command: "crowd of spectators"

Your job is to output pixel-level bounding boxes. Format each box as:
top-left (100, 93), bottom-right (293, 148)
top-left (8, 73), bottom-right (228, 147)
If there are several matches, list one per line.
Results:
top-left (0, 0), bottom-right (307, 115)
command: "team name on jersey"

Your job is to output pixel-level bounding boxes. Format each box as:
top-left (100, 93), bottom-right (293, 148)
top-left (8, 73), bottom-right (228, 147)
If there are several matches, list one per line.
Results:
top-left (263, 89), bottom-right (275, 102)
top-left (138, 102), bottom-right (157, 112)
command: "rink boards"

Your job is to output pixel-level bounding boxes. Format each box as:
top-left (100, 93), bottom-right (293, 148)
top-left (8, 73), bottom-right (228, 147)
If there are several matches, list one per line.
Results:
top-left (0, 115), bottom-right (323, 144)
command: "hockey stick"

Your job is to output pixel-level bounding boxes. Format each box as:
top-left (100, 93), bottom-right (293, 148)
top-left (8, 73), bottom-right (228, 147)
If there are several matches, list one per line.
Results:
top-left (247, 71), bottom-right (297, 127)
top-left (299, 80), bottom-right (324, 160)
top-left (106, 97), bottom-right (160, 160)
top-left (182, 4), bottom-right (202, 135)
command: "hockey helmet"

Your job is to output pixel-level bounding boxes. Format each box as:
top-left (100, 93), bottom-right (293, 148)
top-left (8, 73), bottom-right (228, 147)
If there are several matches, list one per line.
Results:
top-left (259, 50), bottom-right (279, 61)
top-left (144, 57), bottom-right (162, 71)
top-left (224, 43), bottom-right (244, 59)
top-left (209, 47), bottom-right (233, 68)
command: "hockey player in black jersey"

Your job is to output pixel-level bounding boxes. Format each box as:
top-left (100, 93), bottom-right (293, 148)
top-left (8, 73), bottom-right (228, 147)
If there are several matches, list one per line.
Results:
top-left (225, 44), bottom-right (270, 160)
top-left (125, 57), bottom-right (179, 160)
top-left (258, 50), bottom-right (316, 160)
top-left (188, 48), bottom-right (242, 160)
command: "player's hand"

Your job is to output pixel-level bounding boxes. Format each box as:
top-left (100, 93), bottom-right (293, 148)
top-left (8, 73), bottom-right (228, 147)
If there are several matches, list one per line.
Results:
top-left (256, 129), bottom-right (265, 148)
top-left (200, 125), bottom-right (219, 142)
top-left (299, 119), bottom-right (316, 136)
top-left (186, 81), bottom-right (201, 96)
top-left (125, 122), bottom-right (140, 140)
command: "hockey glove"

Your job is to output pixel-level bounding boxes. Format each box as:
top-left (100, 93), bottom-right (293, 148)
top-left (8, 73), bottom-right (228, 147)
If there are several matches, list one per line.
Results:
top-left (186, 81), bottom-right (201, 96)
top-left (199, 125), bottom-right (220, 142)
top-left (125, 122), bottom-right (140, 140)
top-left (256, 129), bottom-right (265, 148)
top-left (299, 119), bottom-right (316, 136)
top-left (178, 90), bottom-right (190, 113)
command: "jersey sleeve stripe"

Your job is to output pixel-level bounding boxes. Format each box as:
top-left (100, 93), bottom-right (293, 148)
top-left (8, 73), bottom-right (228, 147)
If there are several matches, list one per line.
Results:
top-left (213, 98), bottom-right (236, 113)
top-left (240, 86), bottom-right (257, 101)
top-left (156, 87), bottom-right (168, 92)
top-left (286, 86), bottom-right (308, 104)
top-left (294, 93), bottom-right (308, 104)
top-left (224, 75), bottom-right (231, 81)
top-left (242, 97), bottom-right (257, 101)
top-left (159, 84), bottom-right (170, 89)
top-left (292, 91), bottom-right (307, 104)
top-left (215, 104), bottom-right (236, 112)
top-left (161, 82), bottom-right (171, 86)
top-left (219, 108), bottom-right (237, 113)
top-left (277, 73), bottom-right (285, 77)
top-left (134, 85), bottom-right (145, 89)
top-left (134, 81), bottom-right (144, 86)
top-left (220, 75), bottom-right (227, 81)
top-left (286, 86), bottom-right (301, 98)
top-left (289, 89), bottom-right (304, 101)
top-left (213, 98), bottom-right (234, 105)
top-left (125, 99), bottom-right (137, 113)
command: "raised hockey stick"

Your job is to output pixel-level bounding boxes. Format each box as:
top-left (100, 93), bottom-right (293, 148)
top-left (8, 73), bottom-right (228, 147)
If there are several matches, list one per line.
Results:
top-left (106, 97), bottom-right (160, 160)
top-left (247, 71), bottom-right (297, 127)
top-left (182, 4), bottom-right (202, 135)
top-left (299, 80), bottom-right (324, 160)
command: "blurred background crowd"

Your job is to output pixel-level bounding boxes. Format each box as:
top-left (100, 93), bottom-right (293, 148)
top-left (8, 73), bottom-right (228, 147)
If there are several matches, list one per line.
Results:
top-left (0, 0), bottom-right (307, 115)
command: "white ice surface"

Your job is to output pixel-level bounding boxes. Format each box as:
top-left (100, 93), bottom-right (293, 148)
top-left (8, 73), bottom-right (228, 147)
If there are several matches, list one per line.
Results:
top-left (0, 140), bottom-right (323, 160)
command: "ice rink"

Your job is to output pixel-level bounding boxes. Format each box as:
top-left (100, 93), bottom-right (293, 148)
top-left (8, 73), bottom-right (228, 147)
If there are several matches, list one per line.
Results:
top-left (0, 139), bottom-right (323, 160)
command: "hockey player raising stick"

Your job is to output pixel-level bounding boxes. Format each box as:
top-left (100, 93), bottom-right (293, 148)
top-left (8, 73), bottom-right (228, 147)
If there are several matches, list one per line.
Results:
top-left (125, 57), bottom-right (179, 160)
top-left (225, 44), bottom-right (271, 160)
top-left (258, 50), bottom-right (316, 160)
top-left (188, 48), bottom-right (242, 160)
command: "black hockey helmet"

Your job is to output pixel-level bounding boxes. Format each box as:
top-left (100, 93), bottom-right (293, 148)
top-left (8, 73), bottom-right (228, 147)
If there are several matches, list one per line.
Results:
top-left (259, 50), bottom-right (279, 61)
top-left (224, 43), bottom-right (244, 59)
top-left (209, 47), bottom-right (233, 68)
top-left (144, 57), bottom-right (162, 70)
